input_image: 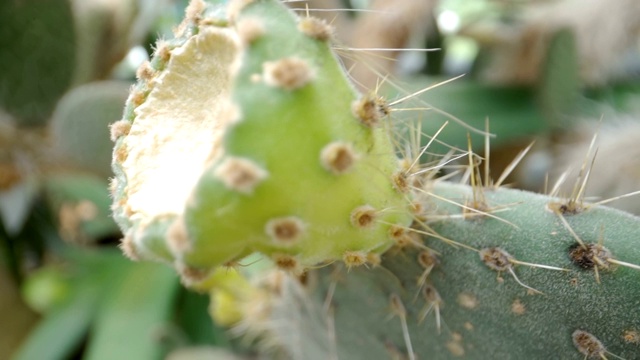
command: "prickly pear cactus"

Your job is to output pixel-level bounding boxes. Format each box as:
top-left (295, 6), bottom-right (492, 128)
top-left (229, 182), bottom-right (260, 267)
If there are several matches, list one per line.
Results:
top-left (236, 182), bottom-right (640, 359)
top-left (111, 1), bottom-right (640, 359)
top-left (111, 0), bottom-right (414, 284)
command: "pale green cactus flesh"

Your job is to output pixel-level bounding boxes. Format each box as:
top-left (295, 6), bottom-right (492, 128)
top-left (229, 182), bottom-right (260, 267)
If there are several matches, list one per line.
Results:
top-left (233, 182), bottom-right (640, 359)
top-left (111, 0), bottom-right (413, 283)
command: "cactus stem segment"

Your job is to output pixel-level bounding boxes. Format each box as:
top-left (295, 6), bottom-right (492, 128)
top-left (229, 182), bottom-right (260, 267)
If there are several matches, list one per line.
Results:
top-left (213, 157), bottom-right (268, 194)
top-left (262, 57), bottom-right (315, 90)
top-left (113, 0), bottom-right (415, 275)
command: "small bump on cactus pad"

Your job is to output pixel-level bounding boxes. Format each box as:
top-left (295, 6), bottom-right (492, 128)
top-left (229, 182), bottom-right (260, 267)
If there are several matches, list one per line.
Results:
top-left (110, 0), bottom-right (414, 284)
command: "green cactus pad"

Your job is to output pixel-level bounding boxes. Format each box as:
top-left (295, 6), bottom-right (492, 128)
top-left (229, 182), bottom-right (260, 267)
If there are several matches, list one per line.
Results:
top-left (0, 0), bottom-right (75, 125)
top-left (240, 182), bottom-right (640, 359)
top-left (111, 0), bottom-right (414, 283)
top-left (51, 81), bottom-right (130, 177)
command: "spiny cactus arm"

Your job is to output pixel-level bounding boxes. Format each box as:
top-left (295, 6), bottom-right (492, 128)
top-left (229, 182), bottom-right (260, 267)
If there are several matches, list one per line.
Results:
top-left (232, 182), bottom-right (640, 359)
top-left (111, 0), bottom-right (414, 285)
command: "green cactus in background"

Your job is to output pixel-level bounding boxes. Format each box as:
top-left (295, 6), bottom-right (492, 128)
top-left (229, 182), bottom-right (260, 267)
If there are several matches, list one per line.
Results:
top-left (0, 0), bottom-right (165, 126)
top-left (51, 81), bottom-right (131, 177)
top-left (0, 0), bottom-right (168, 245)
top-left (110, 0), bottom-right (640, 359)
top-left (0, 0), bottom-right (76, 126)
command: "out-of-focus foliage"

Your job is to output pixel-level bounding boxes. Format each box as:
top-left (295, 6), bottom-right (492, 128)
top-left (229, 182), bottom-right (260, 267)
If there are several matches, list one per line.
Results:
top-left (0, 1), bottom-right (237, 359)
top-left (0, 0), bottom-right (76, 125)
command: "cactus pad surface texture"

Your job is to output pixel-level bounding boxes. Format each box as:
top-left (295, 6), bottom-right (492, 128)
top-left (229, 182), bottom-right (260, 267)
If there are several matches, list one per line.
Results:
top-left (251, 183), bottom-right (640, 359)
top-left (111, 0), bottom-right (640, 359)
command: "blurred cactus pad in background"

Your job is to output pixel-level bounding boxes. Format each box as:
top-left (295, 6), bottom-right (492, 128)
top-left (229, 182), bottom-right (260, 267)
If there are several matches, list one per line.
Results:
top-left (3, 0), bottom-right (640, 359)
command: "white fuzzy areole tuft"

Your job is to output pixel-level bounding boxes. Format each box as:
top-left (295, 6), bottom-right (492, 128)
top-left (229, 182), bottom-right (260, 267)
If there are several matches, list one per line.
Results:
top-left (298, 17), bottom-right (333, 41)
top-left (343, 251), bottom-right (367, 268)
top-left (263, 57), bottom-right (315, 90)
top-left (110, 120), bottom-right (132, 141)
top-left (167, 217), bottom-right (191, 254)
top-left (214, 157), bottom-right (268, 194)
top-left (236, 17), bottom-right (265, 44)
top-left (122, 28), bottom-right (241, 219)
